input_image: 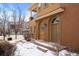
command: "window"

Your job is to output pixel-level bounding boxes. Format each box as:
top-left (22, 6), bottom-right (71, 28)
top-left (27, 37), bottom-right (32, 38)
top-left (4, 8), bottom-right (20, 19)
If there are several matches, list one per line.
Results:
top-left (52, 17), bottom-right (60, 24)
top-left (32, 12), bottom-right (37, 18)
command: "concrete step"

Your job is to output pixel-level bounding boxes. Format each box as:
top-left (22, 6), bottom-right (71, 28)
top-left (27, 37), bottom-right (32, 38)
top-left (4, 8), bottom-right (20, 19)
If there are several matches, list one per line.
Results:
top-left (32, 39), bottom-right (66, 52)
top-left (37, 46), bottom-right (48, 53)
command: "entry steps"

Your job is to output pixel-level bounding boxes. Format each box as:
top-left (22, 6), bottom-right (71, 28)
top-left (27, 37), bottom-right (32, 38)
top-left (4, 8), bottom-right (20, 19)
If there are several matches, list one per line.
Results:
top-left (32, 40), bottom-right (66, 52)
top-left (37, 46), bottom-right (48, 53)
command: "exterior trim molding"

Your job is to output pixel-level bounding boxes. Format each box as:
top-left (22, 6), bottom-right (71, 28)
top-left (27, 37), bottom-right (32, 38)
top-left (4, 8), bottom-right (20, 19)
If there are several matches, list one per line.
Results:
top-left (34, 8), bottom-right (64, 21)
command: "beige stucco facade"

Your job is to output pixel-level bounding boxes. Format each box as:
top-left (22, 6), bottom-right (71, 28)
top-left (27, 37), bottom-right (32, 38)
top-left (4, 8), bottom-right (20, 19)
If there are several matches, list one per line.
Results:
top-left (28, 3), bottom-right (79, 51)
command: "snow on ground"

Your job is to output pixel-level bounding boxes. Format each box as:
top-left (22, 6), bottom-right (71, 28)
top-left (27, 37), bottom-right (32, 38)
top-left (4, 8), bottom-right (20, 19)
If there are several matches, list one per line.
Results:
top-left (33, 40), bottom-right (79, 56)
top-left (14, 39), bottom-right (79, 56)
top-left (59, 50), bottom-right (79, 56)
top-left (0, 35), bottom-right (24, 44)
top-left (0, 35), bottom-right (78, 56)
top-left (0, 35), bottom-right (24, 41)
top-left (14, 40), bottom-right (56, 56)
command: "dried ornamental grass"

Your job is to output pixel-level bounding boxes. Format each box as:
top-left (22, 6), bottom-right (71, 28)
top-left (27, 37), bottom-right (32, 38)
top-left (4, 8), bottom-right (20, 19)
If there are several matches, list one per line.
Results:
top-left (0, 40), bottom-right (16, 56)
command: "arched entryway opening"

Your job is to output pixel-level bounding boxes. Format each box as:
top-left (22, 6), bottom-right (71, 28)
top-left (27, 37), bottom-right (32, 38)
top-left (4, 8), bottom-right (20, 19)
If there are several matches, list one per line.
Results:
top-left (49, 16), bottom-right (61, 43)
top-left (36, 18), bottom-right (48, 41)
top-left (36, 19), bottom-right (45, 40)
top-left (39, 21), bottom-right (47, 40)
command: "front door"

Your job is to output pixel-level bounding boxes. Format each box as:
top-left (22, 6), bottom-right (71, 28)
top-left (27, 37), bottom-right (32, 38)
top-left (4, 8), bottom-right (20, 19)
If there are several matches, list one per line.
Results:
top-left (51, 24), bottom-right (58, 42)
top-left (50, 17), bottom-right (60, 42)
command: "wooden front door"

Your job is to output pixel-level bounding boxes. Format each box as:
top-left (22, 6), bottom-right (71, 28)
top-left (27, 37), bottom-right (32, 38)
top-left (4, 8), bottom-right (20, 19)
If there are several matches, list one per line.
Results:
top-left (51, 24), bottom-right (58, 42)
top-left (50, 17), bottom-right (60, 42)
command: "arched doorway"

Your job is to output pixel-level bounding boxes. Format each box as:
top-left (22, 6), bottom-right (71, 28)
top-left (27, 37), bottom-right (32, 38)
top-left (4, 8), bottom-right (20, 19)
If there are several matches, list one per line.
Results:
top-left (49, 16), bottom-right (61, 43)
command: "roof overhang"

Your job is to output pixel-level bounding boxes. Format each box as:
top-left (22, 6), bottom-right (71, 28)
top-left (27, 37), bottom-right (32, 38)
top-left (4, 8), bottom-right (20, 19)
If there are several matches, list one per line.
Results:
top-left (34, 8), bottom-right (64, 21)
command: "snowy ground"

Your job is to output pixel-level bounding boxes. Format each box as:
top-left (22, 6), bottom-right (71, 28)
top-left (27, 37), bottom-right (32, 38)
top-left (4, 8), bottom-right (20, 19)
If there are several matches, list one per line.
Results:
top-left (0, 35), bottom-right (24, 44)
top-left (14, 40), bottom-right (57, 56)
top-left (0, 35), bottom-right (78, 56)
top-left (13, 39), bottom-right (79, 56)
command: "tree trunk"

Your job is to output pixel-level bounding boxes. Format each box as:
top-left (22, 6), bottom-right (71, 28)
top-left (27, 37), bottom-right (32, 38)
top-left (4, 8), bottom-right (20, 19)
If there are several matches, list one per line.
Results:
top-left (4, 35), bottom-right (5, 40)
top-left (15, 30), bottom-right (17, 39)
top-left (15, 33), bottom-right (17, 39)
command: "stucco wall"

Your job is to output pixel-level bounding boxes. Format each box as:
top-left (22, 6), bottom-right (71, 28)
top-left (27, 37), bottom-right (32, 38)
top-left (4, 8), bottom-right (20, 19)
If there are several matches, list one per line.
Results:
top-left (29, 20), bottom-right (36, 39)
top-left (60, 4), bottom-right (79, 50)
top-left (35, 17), bottom-right (50, 41)
top-left (37, 4), bottom-right (61, 17)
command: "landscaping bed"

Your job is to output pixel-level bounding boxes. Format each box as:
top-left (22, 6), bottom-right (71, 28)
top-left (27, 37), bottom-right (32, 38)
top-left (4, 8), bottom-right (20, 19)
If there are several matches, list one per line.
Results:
top-left (0, 40), bottom-right (16, 56)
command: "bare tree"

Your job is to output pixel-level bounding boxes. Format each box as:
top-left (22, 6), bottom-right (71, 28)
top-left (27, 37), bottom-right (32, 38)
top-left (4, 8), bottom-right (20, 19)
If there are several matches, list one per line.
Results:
top-left (20, 14), bottom-right (26, 31)
top-left (0, 7), bottom-right (9, 40)
top-left (0, 4), bottom-right (26, 41)
top-left (1, 8), bottom-right (7, 40)
top-left (7, 21), bottom-right (10, 36)
top-left (3, 10), bottom-right (6, 40)
top-left (12, 9), bottom-right (17, 39)
top-left (14, 7), bottom-right (25, 39)
top-left (9, 6), bottom-right (26, 39)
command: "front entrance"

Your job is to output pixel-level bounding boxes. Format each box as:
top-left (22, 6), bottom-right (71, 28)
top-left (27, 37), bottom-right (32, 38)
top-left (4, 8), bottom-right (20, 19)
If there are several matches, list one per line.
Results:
top-left (50, 17), bottom-right (61, 42)
top-left (51, 24), bottom-right (57, 42)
